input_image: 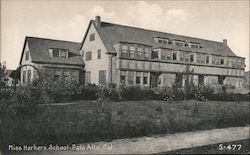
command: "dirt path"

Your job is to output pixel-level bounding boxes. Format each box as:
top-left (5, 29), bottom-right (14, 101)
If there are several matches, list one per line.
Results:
top-left (5, 125), bottom-right (250, 155)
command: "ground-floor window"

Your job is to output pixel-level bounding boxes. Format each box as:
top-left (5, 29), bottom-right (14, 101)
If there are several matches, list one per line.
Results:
top-left (143, 72), bottom-right (148, 85)
top-left (128, 71), bottom-right (134, 85)
top-left (54, 70), bottom-right (61, 81)
top-left (63, 71), bottom-right (70, 80)
top-left (175, 73), bottom-right (183, 87)
top-left (136, 72), bottom-right (141, 84)
top-left (218, 75), bottom-right (225, 84)
top-left (27, 70), bottom-right (31, 83)
top-left (85, 71), bottom-right (91, 84)
top-left (120, 71), bottom-right (126, 84)
top-left (22, 70), bottom-right (26, 84)
top-left (99, 70), bottom-right (106, 85)
top-left (198, 75), bottom-right (204, 86)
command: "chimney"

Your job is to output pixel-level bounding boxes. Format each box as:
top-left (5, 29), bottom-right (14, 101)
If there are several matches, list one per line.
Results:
top-left (95, 16), bottom-right (101, 28)
top-left (223, 39), bottom-right (227, 46)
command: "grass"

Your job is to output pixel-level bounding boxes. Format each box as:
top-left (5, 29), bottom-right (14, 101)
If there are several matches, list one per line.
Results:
top-left (164, 139), bottom-right (250, 154)
top-left (1, 100), bottom-right (249, 152)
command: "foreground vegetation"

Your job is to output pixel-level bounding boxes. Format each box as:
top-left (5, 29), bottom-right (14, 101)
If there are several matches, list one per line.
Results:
top-left (1, 99), bottom-right (249, 152)
top-left (0, 77), bottom-right (249, 152)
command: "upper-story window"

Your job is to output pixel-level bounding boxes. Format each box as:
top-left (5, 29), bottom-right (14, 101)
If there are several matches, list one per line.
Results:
top-left (220, 58), bottom-right (225, 65)
top-left (129, 46), bottom-right (135, 58)
top-left (206, 55), bottom-right (210, 64)
top-left (161, 49), bottom-right (172, 61)
top-left (60, 50), bottom-right (66, 58)
top-left (50, 48), bottom-right (68, 58)
top-left (175, 41), bottom-right (185, 47)
top-left (89, 33), bottom-right (95, 41)
top-left (52, 49), bottom-right (60, 57)
top-left (190, 54), bottom-right (194, 62)
top-left (197, 53), bottom-right (205, 63)
top-left (154, 37), bottom-right (168, 44)
top-left (179, 52), bottom-right (184, 61)
top-left (173, 52), bottom-right (177, 61)
top-left (25, 51), bottom-right (29, 60)
top-left (97, 49), bottom-right (101, 59)
top-left (86, 51), bottom-right (92, 61)
top-left (190, 43), bottom-right (200, 48)
top-left (137, 47), bottom-right (143, 59)
top-left (121, 45), bottom-right (129, 57)
top-left (184, 52), bottom-right (189, 62)
top-left (151, 50), bottom-right (159, 59)
top-left (144, 48), bottom-right (150, 59)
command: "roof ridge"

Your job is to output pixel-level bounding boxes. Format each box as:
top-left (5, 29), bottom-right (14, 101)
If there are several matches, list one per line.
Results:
top-left (26, 36), bottom-right (81, 44)
top-left (100, 21), bottom-right (224, 44)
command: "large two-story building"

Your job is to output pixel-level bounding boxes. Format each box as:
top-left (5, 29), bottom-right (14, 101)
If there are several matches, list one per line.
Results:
top-left (20, 16), bottom-right (245, 88)
top-left (80, 16), bottom-right (245, 88)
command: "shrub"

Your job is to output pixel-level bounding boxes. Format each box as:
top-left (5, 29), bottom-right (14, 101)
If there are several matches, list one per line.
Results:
top-left (159, 87), bottom-right (175, 103)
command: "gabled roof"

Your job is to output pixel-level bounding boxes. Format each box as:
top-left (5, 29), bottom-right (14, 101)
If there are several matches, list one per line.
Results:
top-left (94, 21), bottom-right (238, 57)
top-left (20, 37), bottom-right (83, 66)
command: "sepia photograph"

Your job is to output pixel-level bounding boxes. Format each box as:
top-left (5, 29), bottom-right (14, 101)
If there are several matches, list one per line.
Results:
top-left (0, 0), bottom-right (249, 154)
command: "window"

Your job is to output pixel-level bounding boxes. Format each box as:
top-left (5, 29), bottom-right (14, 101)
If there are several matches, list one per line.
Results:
top-left (218, 75), bottom-right (225, 84)
top-left (63, 71), bottom-right (70, 80)
top-left (85, 71), bottom-right (91, 83)
top-left (99, 70), bottom-right (106, 85)
top-left (190, 54), bottom-right (194, 62)
top-left (53, 49), bottom-right (60, 57)
top-left (97, 49), bottom-right (101, 59)
top-left (173, 52), bottom-right (177, 61)
top-left (206, 55), bottom-right (210, 64)
top-left (197, 53), bottom-right (205, 63)
top-left (184, 52), bottom-right (189, 62)
top-left (25, 51), bottom-right (29, 60)
top-left (121, 45), bottom-right (129, 57)
top-left (161, 50), bottom-right (171, 60)
top-left (136, 47), bottom-right (143, 59)
top-left (215, 56), bottom-right (219, 65)
top-left (89, 33), bottom-right (95, 41)
top-left (144, 48), bottom-right (150, 59)
top-left (23, 70), bottom-right (26, 84)
top-left (198, 75), bottom-right (204, 86)
top-left (151, 50), bottom-right (159, 59)
top-left (128, 71), bottom-right (134, 85)
top-left (179, 52), bottom-right (184, 61)
top-left (175, 42), bottom-right (184, 47)
top-left (120, 71), bottom-right (126, 84)
top-left (191, 44), bottom-right (199, 48)
top-left (54, 70), bottom-right (61, 81)
top-left (227, 58), bottom-right (232, 67)
top-left (143, 72), bottom-right (148, 85)
top-left (161, 50), bottom-right (166, 60)
top-left (71, 71), bottom-right (78, 81)
top-left (129, 46), bottom-right (135, 58)
top-left (27, 70), bottom-right (31, 83)
top-left (60, 50), bottom-right (66, 58)
top-left (175, 73), bottom-right (183, 87)
top-left (136, 72), bottom-right (141, 84)
top-left (166, 50), bottom-right (172, 60)
top-left (86, 51), bottom-right (92, 61)
top-left (220, 58), bottom-right (224, 65)
top-left (45, 70), bottom-right (53, 80)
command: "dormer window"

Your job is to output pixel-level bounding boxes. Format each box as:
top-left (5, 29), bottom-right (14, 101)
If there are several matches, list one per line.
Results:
top-left (52, 49), bottom-right (60, 57)
top-left (154, 37), bottom-right (168, 44)
top-left (49, 48), bottom-right (69, 58)
top-left (190, 43), bottom-right (200, 48)
top-left (175, 41), bottom-right (185, 47)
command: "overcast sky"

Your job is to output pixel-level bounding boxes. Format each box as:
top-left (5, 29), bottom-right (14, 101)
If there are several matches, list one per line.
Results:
top-left (1, 0), bottom-right (249, 70)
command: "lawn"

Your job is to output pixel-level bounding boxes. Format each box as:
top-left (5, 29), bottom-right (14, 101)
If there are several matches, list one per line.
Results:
top-left (1, 100), bottom-right (249, 152)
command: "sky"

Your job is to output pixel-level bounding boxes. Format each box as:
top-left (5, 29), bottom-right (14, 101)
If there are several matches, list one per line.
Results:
top-left (1, 0), bottom-right (249, 71)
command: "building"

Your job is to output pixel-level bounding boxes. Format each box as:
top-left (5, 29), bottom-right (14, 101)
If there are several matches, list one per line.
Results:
top-left (19, 37), bottom-right (84, 84)
top-left (19, 16), bottom-right (245, 89)
top-left (80, 16), bottom-right (245, 88)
